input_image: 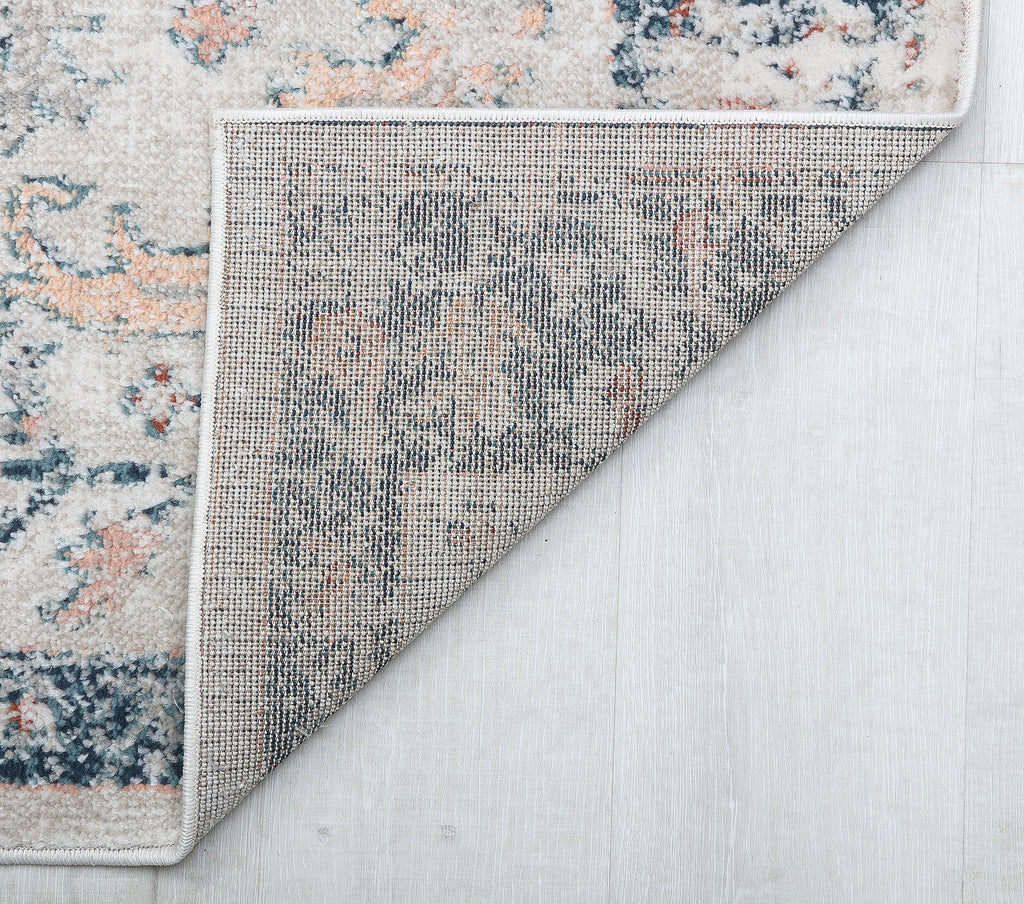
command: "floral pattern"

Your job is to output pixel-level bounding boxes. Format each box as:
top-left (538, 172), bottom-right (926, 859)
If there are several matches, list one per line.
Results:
top-left (610, 0), bottom-right (961, 110)
top-left (1, 175), bottom-right (203, 630)
top-left (123, 364), bottom-right (200, 440)
top-left (268, 0), bottom-right (543, 108)
top-left (169, 0), bottom-right (259, 68)
top-left (41, 480), bottom-right (189, 629)
top-left (3, 178), bottom-right (207, 335)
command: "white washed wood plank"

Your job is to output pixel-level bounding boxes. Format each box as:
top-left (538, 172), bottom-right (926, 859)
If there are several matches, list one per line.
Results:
top-left (983, 0), bottom-right (1023, 164)
top-left (611, 160), bottom-right (980, 903)
top-left (964, 164), bottom-right (1024, 904)
top-left (0, 866), bottom-right (155, 904)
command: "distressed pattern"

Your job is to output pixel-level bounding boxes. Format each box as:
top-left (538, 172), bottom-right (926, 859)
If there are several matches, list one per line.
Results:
top-left (0, 649), bottom-right (184, 788)
top-left (266, 1), bottom-right (545, 108)
top-left (610, 0), bottom-right (966, 111)
top-left (169, 0), bottom-right (259, 68)
top-left (0, 0), bottom-right (967, 858)
top-left (197, 116), bottom-right (948, 834)
top-left (0, 2), bottom-right (119, 158)
top-left (1, 173), bottom-right (202, 634)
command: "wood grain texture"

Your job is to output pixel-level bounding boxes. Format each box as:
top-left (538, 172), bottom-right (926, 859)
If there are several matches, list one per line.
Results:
top-left (964, 164), bottom-right (1024, 904)
top-left (611, 159), bottom-right (980, 904)
top-left (0, 867), bottom-right (155, 903)
top-left (0, 3), bottom-right (1020, 898)
top-left (984, 0), bottom-right (1022, 163)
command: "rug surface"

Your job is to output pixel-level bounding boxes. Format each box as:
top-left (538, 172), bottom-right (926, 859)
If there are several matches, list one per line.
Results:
top-left (0, 0), bottom-right (977, 864)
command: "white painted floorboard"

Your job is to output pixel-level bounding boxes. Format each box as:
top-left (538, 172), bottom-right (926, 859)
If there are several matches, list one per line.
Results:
top-left (611, 158), bottom-right (979, 904)
top-left (2, 3), bottom-right (1020, 899)
top-left (964, 162), bottom-right (1024, 904)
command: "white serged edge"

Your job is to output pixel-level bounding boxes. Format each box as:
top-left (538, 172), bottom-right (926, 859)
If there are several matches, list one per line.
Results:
top-left (0, 0), bottom-right (983, 866)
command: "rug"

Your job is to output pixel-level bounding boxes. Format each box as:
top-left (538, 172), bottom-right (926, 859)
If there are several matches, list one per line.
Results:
top-left (0, 0), bottom-right (980, 864)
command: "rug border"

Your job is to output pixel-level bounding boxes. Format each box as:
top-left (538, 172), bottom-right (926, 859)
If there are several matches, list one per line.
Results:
top-left (0, 0), bottom-right (982, 865)
top-left (209, 0), bottom-right (983, 132)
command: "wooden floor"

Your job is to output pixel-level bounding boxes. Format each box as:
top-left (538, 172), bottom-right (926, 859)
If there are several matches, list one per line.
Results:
top-left (4, 3), bottom-right (1021, 900)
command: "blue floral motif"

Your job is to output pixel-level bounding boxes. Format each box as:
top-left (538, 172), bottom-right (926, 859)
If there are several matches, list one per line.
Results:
top-left (0, 649), bottom-right (184, 787)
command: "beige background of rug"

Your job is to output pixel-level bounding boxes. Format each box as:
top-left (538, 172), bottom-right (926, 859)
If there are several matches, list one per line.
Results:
top-left (0, 0), bottom-right (1018, 898)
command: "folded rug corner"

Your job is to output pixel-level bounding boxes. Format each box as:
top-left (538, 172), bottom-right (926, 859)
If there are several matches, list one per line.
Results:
top-left (0, 0), bottom-right (981, 864)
